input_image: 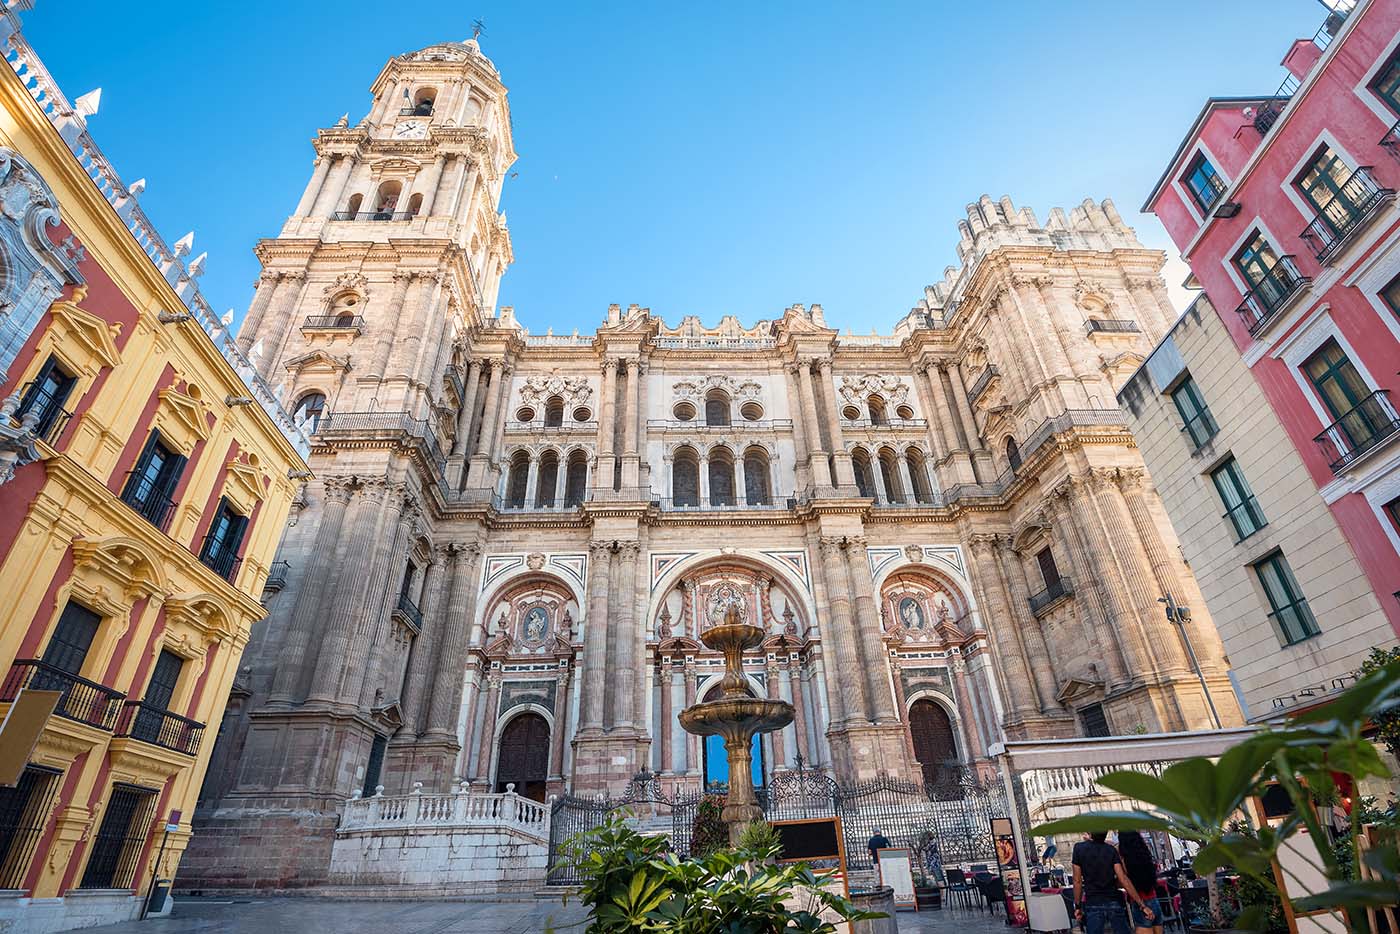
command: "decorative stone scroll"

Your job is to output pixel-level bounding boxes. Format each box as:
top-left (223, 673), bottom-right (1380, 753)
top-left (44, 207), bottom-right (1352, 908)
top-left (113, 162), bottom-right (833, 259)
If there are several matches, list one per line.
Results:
top-left (518, 372), bottom-right (593, 408)
top-left (837, 374), bottom-right (910, 406)
top-left (672, 374), bottom-right (760, 401)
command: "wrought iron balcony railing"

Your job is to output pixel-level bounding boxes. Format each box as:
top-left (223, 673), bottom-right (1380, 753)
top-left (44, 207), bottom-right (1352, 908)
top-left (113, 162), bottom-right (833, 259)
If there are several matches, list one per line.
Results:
top-left (1028, 577), bottom-right (1074, 616)
top-left (393, 592), bottom-right (423, 632)
top-left (119, 472), bottom-right (176, 532)
top-left (315, 411), bottom-right (447, 475)
top-left (303, 315), bottom-right (364, 331)
top-left (1, 659), bottom-right (125, 730)
top-left (1382, 119), bottom-right (1400, 158)
top-left (14, 380), bottom-right (74, 446)
top-left (198, 539), bottom-right (242, 583)
top-left (1252, 100), bottom-right (1285, 136)
top-left (1085, 319), bottom-right (1140, 335)
top-left (1314, 389), bottom-right (1400, 473)
top-left (1235, 255), bottom-right (1310, 336)
top-left (263, 560), bottom-right (290, 592)
top-left (1298, 166), bottom-right (1395, 263)
top-left (114, 700), bottom-right (204, 755)
top-left (331, 211), bottom-right (416, 222)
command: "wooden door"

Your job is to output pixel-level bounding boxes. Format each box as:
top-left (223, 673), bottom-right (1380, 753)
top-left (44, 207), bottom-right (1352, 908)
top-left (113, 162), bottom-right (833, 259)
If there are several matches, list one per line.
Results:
top-left (909, 699), bottom-right (958, 792)
top-left (495, 713), bottom-right (550, 801)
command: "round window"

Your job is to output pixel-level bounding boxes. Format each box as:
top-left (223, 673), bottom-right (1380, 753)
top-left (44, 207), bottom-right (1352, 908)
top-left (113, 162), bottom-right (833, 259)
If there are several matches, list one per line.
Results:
top-left (572, 406), bottom-right (592, 422)
top-left (740, 401), bottom-right (764, 421)
top-left (516, 406), bottom-right (536, 422)
top-left (841, 405), bottom-right (861, 421)
top-left (674, 401), bottom-right (696, 421)
top-left (895, 404), bottom-right (915, 420)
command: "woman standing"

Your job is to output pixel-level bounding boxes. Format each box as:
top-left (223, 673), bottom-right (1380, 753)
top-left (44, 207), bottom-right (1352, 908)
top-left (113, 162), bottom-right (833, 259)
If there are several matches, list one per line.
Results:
top-left (1118, 831), bottom-right (1163, 934)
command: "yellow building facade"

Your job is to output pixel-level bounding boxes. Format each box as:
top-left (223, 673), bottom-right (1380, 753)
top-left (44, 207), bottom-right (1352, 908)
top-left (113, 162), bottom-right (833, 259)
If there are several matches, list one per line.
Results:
top-left (0, 15), bottom-right (309, 932)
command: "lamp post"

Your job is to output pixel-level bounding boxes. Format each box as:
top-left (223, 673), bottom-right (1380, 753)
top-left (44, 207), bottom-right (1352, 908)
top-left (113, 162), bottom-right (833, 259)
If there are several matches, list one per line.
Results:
top-left (1159, 593), bottom-right (1221, 729)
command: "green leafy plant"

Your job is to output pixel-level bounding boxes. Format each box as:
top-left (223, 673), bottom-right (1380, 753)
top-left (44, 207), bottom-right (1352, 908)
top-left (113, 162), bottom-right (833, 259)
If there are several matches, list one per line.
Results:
top-left (691, 794), bottom-right (729, 858)
top-left (562, 812), bottom-right (883, 933)
top-left (1033, 660), bottom-right (1400, 933)
top-left (1357, 647), bottom-right (1400, 759)
top-left (736, 819), bottom-right (781, 856)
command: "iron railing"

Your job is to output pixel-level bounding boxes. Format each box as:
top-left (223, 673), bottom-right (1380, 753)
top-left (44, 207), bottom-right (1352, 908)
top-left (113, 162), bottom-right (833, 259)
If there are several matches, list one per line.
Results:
top-left (1252, 100), bottom-right (1286, 135)
top-left (115, 700), bottom-right (204, 755)
top-left (331, 211), bottom-right (416, 222)
top-left (1314, 389), bottom-right (1400, 473)
top-left (303, 315), bottom-right (364, 331)
top-left (1028, 577), bottom-right (1074, 616)
top-left (198, 538), bottom-right (242, 583)
top-left (968, 366), bottom-right (999, 405)
top-left (0, 765), bottom-right (63, 889)
top-left (1298, 166), bottom-right (1395, 263)
top-left (1382, 119), bottom-right (1400, 157)
top-left (315, 410), bottom-right (447, 476)
top-left (1, 659), bottom-right (125, 730)
top-left (1085, 319), bottom-right (1140, 334)
top-left (655, 496), bottom-right (778, 511)
top-left (840, 417), bottom-right (929, 430)
top-left (118, 472), bottom-right (176, 532)
top-left (263, 560), bottom-right (290, 591)
top-left (14, 380), bottom-right (74, 446)
top-left (393, 592), bottom-right (423, 632)
top-left (1235, 255), bottom-right (1310, 336)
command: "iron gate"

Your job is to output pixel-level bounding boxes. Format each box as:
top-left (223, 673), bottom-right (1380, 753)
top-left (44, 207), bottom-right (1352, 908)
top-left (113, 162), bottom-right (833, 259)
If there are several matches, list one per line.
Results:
top-left (545, 769), bottom-right (676, 885)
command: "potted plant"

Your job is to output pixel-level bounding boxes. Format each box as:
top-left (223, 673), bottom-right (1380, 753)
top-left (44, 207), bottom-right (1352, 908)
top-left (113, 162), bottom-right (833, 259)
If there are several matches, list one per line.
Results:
top-left (912, 831), bottom-right (943, 909)
top-left (1033, 660), bottom-right (1400, 934)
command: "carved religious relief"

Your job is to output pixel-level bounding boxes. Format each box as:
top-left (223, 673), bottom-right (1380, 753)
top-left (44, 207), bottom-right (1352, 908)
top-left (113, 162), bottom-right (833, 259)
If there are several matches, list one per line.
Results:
top-left (704, 580), bottom-right (749, 630)
top-left (880, 571), bottom-right (964, 645)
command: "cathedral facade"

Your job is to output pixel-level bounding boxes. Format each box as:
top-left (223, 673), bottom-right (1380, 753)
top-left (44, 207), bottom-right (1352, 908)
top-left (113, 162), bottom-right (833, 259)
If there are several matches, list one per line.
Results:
top-left (182, 38), bottom-right (1241, 889)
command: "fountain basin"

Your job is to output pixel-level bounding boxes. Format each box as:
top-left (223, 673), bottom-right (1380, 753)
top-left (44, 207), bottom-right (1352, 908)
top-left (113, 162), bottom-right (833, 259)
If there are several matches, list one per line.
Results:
top-left (677, 697), bottom-right (794, 739)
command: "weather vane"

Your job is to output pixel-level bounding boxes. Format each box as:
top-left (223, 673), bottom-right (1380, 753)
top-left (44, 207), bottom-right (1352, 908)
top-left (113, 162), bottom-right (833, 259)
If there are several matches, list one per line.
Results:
top-left (471, 19), bottom-right (486, 40)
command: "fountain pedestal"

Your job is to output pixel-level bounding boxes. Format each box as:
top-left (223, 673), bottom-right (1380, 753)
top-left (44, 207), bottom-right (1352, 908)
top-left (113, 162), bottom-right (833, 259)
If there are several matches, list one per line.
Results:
top-left (677, 609), bottom-right (794, 843)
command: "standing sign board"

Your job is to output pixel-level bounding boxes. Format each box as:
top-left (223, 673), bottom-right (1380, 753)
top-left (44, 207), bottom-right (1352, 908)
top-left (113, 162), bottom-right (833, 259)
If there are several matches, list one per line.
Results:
top-left (770, 816), bottom-right (847, 894)
top-left (0, 689), bottom-right (60, 786)
top-left (991, 816), bottom-right (1029, 926)
top-left (877, 847), bottom-right (917, 910)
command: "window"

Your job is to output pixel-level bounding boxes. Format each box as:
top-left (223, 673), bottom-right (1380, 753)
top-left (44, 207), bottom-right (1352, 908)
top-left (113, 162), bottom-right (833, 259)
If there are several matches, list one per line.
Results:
top-left (672, 447), bottom-right (699, 507)
top-left (535, 451), bottom-right (559, 507)
top-left (1079, 703), bottom-right (1110, 738)
top-left (1304, 339), bottom-right (1371, 423)
top-left (1211, 458), bottom-right (1268, 540)
top-left (708, 450), bottom-right (735, 506)
top-left (0, 764), bottom-right (63, 890)
top-left (543, 396), bottom-right (564, 428)
top-left (198, 497), bottom-right (248, 581)
top-left (1253, 552), bottom-right (1319, 645)
top-left (564, 451), bottom-right (588, 506)
top-left (704, 391), bottom-right (730, 427)
top-left (362, 734), bottom-right (387, 797)
top-left (1005, 436), bottom-right (1022, 471)
top-left (1381, 273), bottom-right (1400, 320)
top-left (1182, 153), bottom-right (1226, 212)
top-left (80, 783), bottom-right (158, 889)
top-left (1295, 146), bottom-right (1354, 218)
top-left (742, 447), bottom-right (770, 506)
top-left (867, 395), bottom-right (887, 425)
top-left (40, 602), bottom-right (101, 677)
top-left (852, 449), bottom-right (875, 499)
top-left (1035, 548), bottom-right (1061, 590)
top-left (1384, 495), bottom-right (1400, 536)
top-left (905, 450), bottom-right (933, 503)
top-left (16, 355), bottom-right (76, 443)
top-left (1372, 51), bottom-right (1400, 115)
top-left (505, 452), bottom-right (529, 508)
top-left (878, 447), bottom-right (904, 503)
top-left (1170, 377), bottom-right (1218, 449)
top-left (1233, 231), bottom-right (1282, 292)
top-left (130, 650), bottom-right (184, 746)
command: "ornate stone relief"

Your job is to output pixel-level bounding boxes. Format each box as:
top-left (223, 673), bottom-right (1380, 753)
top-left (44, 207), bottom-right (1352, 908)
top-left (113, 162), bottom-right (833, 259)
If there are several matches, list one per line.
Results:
top-left (837, 374), bottom-right (910, 406)
top-left (518, 371), bottom-right (593, 408)
top-left (672, 374), bottom-right (760, 401)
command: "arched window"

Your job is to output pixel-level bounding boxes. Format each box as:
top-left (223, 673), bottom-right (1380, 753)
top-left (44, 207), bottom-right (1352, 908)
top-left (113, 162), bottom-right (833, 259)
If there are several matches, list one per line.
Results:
top-left (868, 395), bottom-right (888, 425)
top-left (909, 699), bottom-right (961, 797)
top-left (564, 451), bottom-right (588, 506)
top-left (906, 449), bottom-right (933, 504)
top-left (293, 392), bottom-right (326, 433)
top-left (544, 396), bottom-right (564, 428)
top-left (329, 292), bottom-right (360, 327)
top-left (743, 446), bottom-right (770, 506)
top-left (506, 451), bottom-right (530, 508)
top-left (412, 88), bottom-right (436, 116)
top-left (535, 451), bottom-right (559, 508)
top-left (495, 712), bottom-right (549, 802)
top-left (672, 447), bottom-right (699, 507)
top-left (406, 192), bottom-right (424, 217)
top-left (852, 449), bottom-right (875, 499)
top-left (708, 448), bottom-right (735, 506)
top-left (345, 193), bottom-right (363, 217)
top-left (704, 390), bottom-right (731, 427)
top-left (1006, 436), bottom-right (1022, 471)
top-left (878, 446), bottom-right (904, 504)
top-left (372, 181), bottom-right (402, 218)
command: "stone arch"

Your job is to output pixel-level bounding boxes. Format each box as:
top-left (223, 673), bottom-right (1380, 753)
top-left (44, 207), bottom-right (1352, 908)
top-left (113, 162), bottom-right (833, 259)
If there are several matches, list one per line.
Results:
top-left (875, 561), bottom-right (975, 642)
top-left (476, 571), bottom-right (580, 650)
top-left (504, 450), bottom-right (530, 507)
top-left (850, 446), bottom-right (876, 499)
top-left (73, 534), bottom-right (168, 598)
top-left (646, 551), bottom-right (815, 643)
top-left (489, 704), bottom-right (552, 801)
top-left (671, 444), bottom-right (700, 506)
top-left (906, 692), bottom-right (964, 788)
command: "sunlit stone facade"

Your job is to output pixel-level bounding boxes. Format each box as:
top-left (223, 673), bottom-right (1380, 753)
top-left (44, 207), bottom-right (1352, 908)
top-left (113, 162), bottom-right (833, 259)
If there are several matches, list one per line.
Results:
top-left (181, 37), bottom-right (1242, 890)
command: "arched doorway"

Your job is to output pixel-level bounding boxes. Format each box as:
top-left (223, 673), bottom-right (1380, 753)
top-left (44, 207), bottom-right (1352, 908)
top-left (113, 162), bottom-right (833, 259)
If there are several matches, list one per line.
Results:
top-left (908, 699), bottom-right (959, 794)
top-left (495, 712), bottom-right (550, 802)
top-left (700, 683), bottom-right (765, 793)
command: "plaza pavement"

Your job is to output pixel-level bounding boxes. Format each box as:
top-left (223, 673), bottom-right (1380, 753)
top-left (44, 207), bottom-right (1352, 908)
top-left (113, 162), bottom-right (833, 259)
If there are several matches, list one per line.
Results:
top-left (83, 895), bottom-right (1015, 932)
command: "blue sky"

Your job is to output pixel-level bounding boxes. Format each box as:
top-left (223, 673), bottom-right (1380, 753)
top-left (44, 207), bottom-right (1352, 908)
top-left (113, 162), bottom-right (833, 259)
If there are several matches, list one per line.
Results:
top-left (25, 1), bottom-right (1325, 336)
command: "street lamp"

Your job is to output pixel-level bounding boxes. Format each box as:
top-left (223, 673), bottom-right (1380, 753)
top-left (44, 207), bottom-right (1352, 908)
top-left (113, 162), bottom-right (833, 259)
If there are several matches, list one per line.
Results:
top-left (1158, 593), bottom-right (1222, 729)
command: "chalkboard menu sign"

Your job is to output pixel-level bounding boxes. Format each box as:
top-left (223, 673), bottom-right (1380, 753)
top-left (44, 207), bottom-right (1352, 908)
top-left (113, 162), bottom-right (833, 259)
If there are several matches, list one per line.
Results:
top-left (771, 817), bottom-right (844, 863)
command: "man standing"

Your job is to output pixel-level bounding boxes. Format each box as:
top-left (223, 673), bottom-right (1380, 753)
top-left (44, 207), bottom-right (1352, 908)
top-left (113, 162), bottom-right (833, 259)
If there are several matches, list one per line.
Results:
top-left (867, 828), bottom-right (891, 865)
top-left (1072, 832), bottom-right (1154, 934)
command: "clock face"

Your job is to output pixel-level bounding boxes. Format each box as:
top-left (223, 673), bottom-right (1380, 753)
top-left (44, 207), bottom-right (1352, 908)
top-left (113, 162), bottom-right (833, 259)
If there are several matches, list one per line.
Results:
top-left (393, 120), bottom-right (427, 140)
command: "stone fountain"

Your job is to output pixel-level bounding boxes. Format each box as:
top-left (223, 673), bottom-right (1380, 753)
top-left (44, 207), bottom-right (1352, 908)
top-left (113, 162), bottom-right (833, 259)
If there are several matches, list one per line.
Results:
top-left (678, 603), bottom-right (794, 843)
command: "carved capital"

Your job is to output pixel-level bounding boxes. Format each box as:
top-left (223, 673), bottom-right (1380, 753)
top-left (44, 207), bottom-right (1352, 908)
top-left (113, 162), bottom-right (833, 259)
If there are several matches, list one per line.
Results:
top-left (966, 532), bottom-right (999, 555)
top-left (817, 535), bottom-right (846, 555)
top-left (1114, 467), bottom-right (1147, 492)
top-left (322, 475), bottom-right (357, 503)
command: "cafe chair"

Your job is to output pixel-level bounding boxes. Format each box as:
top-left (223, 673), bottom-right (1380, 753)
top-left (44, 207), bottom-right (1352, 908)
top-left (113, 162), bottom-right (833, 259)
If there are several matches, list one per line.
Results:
top-left (944, 868), bottom-right (977, 910)
top-left (1155, 881), bottom-right (1182, 931)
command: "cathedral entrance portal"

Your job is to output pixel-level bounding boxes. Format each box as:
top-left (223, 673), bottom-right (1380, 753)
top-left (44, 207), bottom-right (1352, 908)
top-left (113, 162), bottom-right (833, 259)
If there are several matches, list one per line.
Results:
top-left (908, 698), bottom-right (959, 792)
top-left (495, 712), bottom-right (550, 802)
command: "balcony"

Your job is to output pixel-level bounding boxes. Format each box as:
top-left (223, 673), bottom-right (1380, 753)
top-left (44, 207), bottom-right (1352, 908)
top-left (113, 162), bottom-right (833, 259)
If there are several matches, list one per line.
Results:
top-left (303, 315), bottom-right (364, 333)
top-left (968, 366), bottom-right (1000, 406)
top-left (1313, 389), bottom-right (1400, 473)
top-left (114, 700), bottom-right (204, 755)
top-left (392, 592), bottom-right (423, 633)
top-left (119, 473), bottom-right (175, 532)
top-left (331, 211), bottom-right (416, 222)
top-left (1, 660), bottom-right (125, 731)
top-left (14, 380), bottom-right (74, 446)
top-left (1252, 100), bottom-right (1285, 136)
top-left (1234, 255), bottom-right (1310, 337)
top-left (263, 560), bottom-right (290, 592)
top-left (1028, 577), bottom-right (1074, 617)
top-left (1298, 166), bottom-right (1395, 264)
top-left (655, 497), bottom-right (781, 511)
top-left (316, 410), bottom-right (446, 476)
top-left (1085, 319), bottom-right (1140, 335)
top-left (198, 541), bottom-right (242, 583)
top-left (1382, 120), bottom-right (1400, 159)
top-left (840, 418), bottom-right (929, 430)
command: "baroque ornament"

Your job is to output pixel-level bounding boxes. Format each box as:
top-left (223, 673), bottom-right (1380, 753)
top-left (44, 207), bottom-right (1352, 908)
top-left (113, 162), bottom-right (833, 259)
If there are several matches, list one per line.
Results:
top-left (704, 581), bottom-right (748, 629)
top-left (672, 374), bottom-right (761, 401)
top-left (518, 372), bottom-right (593, 408)
top-left (837, 374), bottom-right (910, 406)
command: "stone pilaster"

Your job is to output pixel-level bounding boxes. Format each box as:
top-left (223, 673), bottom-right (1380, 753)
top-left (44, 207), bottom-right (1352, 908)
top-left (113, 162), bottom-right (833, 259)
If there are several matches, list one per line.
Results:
top-left (423, 541), bottom-right (483, 742)
top-left (815, 537), bottom-right (862, 725)
top-left (966, 534), bottom-right (1039, 731)
top-left (994, 537), bottom-right (1062, 715)
top-left (816, 358), bottom-right (855, 486)
top-left (844, 536), bottom-right (897, 723)
top-left (578, 541), bottom-right (613, 732)
top-left (398, 546), bottom-right (451, 734)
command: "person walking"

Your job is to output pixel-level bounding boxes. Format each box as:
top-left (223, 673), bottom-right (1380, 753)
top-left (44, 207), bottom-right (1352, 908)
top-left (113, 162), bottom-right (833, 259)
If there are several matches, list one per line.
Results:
top-left (867, 829), bottom-right (891, 865)
top-left (1072, 831), bottom-right (1155, 934)
top-left (1118, 831), bottom-right (1164, 934)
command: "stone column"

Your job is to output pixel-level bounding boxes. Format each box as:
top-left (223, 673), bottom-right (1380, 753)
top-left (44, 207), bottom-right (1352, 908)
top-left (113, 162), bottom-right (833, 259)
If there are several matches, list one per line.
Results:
top-left (432, 155), bottom-right (460, 215)
top-left (400, 550), bottom-right (449, 733)
top-left (658, 657), bottom-right (673, 773)
top-left (423, 542), bottom-right (484, 739)
top-left (1030, 276), bottom-right (1094, 402)
top-left (1061, 478), bottom-right (1140, 684)
top-left (523, 454), bottom-right (539, 506)
top-left (816, 538), bottom-right (861, 725)
top-left (636, 361), bottom-right (653, 489)
top-left (766, 659), bottom-right (786, 769)
top-left (949, 656), bottom-right (989, 761)
top-left (1088, 470), bottom-right (1171, 677)
top-left (783, 365), bottom-right (812, 488)
top-left (785, 659), bottom-right (810, 765)
top-left (351, 492), bottom-right (420, 707)
top-left (475, 670), bottom-right (503, 786)
top-left (236, 272), bottom-right (281, 352)
top-left (869, 455), bottom-right (889, 503)
top-left (306, 479), bottom-right (392, 704)
top-left (550, 667), bottom-right (571, 781)
top-left (735, 454), bottom-right (748, 505)
top-left (470, 360), bottom-right (511, 486)
top-left (966, 535), bottom-right (1038, 725)
top-left (293, 157), bottom-right (332, 216)
top-left (595, 358), bottom-right (617, 489)
top-left (794, 362), bottom-right (832, 487)
top-left (256, 271), bottom-right (308, 380)
top-left (817, 359), bottom-right (855, 486)
top-left (947, 363), bottom-right (984, 456)
top-left (414, 157), bottom-right (448, 216)
top-left (579, 541), bottom-right (613, 732)
top-left (553, 458), bottom-right (568, 508)
top-left (446, 359), bottom-right (481, 486)
top-left (612, 542), bottom-right (640, 727)
top-left (370, 272), bottom-right (414, 379)
top-left (888, 654), bottom-right (916, 765)
top-left (683, 656), bottom-right (700, 776)
top-left (309, 155), bottom-right (352, 217)
top-left (845, 538), bottom-right (897, 723)
top-left (267, 476), bottom-right (353, 704)
top-left (621, 359), bottom-right (640, 487)
top-left (994, 539), bottom-right (1058, 713)
top-left (1044, 492), bottom-right (1126, 685)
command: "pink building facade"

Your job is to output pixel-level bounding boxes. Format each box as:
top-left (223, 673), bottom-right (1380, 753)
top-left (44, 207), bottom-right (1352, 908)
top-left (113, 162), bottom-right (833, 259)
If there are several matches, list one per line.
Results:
top-left (1145, 0), bottom-right (1400, 641)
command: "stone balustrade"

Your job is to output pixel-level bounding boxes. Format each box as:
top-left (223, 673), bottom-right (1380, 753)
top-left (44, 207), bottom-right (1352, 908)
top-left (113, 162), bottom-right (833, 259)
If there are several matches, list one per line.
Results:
top-left (339, 784), bottom-right (549, 841)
